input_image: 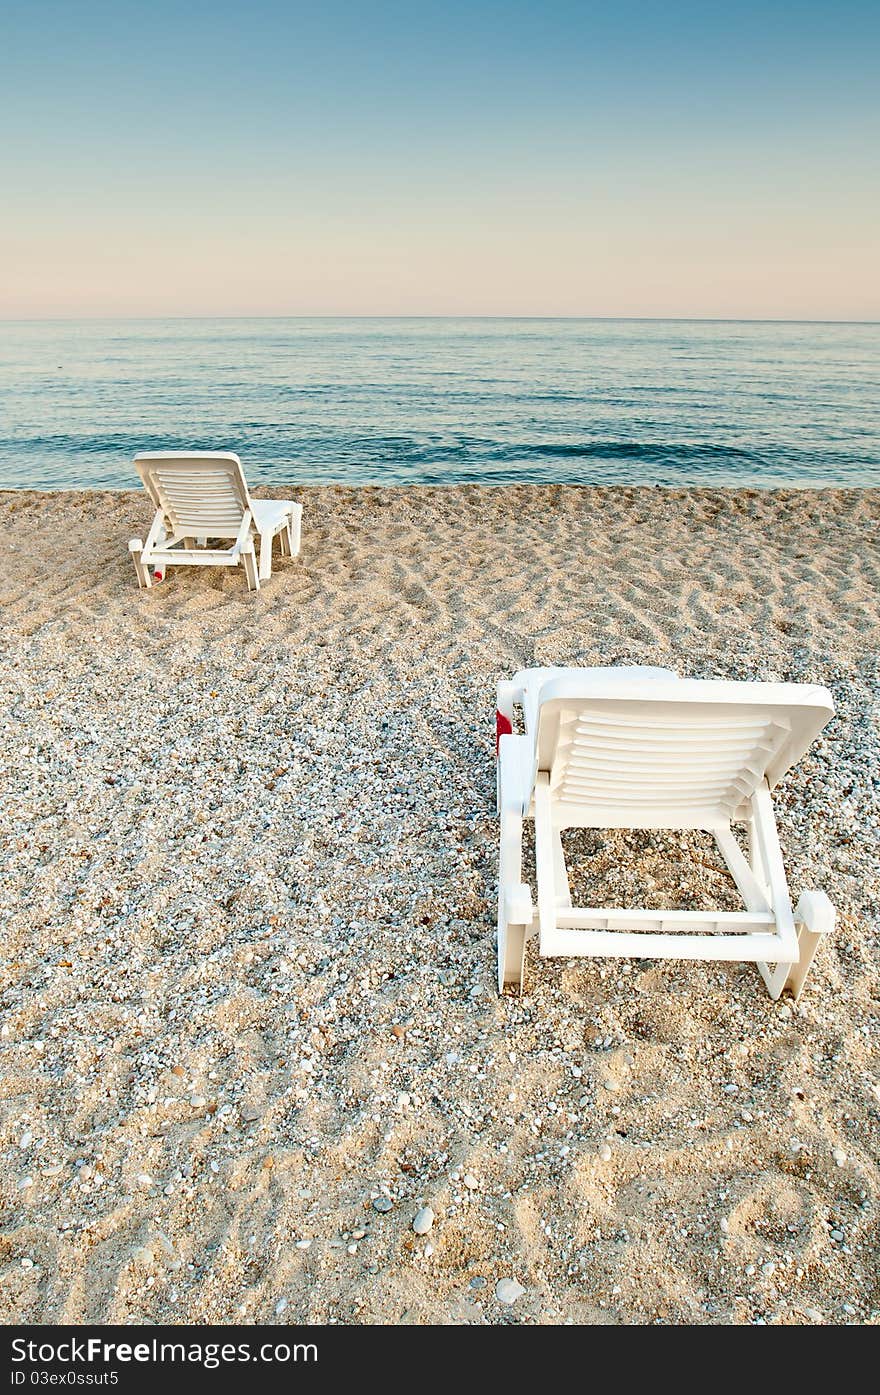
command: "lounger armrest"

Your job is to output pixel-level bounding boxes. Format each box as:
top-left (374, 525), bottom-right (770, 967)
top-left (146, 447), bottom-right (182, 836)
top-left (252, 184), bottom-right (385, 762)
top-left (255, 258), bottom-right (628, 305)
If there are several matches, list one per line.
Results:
top-left (139, 510), bottom-right (168, 560)
top-left (496, 679), bottom-right (524, 753)
top-left (498, 732), bottom-right (533, 815)
top-left (496, 680), bottom-right (521, 723)
top-left (128, 538), bottom-right (143, 553)
top-left (794, 890), bottom-right (835, 936)
top-left (230, 509), bottom-right (254, 560)
top-left (504, 883), bottom-right (534, 929)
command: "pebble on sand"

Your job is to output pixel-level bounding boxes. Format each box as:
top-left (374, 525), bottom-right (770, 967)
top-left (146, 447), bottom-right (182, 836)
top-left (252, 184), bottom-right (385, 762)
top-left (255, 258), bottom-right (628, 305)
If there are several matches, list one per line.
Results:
top-left (372, 1196), bottom-right (393, 1213)
top-left (495, 1278), bottom-right (525, 1305)
top-left (412, 1206), bottom-right (434, 1235)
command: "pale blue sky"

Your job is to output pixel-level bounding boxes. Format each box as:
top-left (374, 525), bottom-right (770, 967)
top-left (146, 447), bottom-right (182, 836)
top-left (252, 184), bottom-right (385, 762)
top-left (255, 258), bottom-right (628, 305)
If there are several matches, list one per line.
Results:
top-left (2, 1), bottom-right (878, 316)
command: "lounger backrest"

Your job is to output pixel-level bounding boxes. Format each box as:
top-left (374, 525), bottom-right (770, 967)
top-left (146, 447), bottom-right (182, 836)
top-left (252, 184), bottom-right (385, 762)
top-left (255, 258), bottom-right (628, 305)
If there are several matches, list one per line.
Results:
top-left (134, 452), bottom-right (251, 537)
top-left (534, 676), bottom-right (834, 830)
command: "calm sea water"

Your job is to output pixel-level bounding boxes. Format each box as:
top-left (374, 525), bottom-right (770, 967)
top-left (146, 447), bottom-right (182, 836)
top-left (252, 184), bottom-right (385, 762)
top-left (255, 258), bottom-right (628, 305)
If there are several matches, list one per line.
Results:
top-left (1, 318), bottom-right (878, 489)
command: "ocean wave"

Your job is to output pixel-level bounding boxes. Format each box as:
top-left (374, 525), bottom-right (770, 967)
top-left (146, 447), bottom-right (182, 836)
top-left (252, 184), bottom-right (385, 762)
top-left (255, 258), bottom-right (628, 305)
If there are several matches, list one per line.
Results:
top-left (1, 319), bottom-right (878, 488)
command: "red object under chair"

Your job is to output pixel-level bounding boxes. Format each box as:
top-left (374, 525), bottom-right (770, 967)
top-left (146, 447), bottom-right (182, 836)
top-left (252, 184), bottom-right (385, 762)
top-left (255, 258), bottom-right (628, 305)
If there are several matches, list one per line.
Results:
top-left (495, 709), bottom-right (513, 755)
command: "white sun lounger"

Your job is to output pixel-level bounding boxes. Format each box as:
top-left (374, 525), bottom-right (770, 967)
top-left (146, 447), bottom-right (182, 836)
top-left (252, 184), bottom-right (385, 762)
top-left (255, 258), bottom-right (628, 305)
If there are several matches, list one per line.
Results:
top-left (496, 666), bottom-right (836, 1000)
top-left (128, 451), bottom-right (302, 591)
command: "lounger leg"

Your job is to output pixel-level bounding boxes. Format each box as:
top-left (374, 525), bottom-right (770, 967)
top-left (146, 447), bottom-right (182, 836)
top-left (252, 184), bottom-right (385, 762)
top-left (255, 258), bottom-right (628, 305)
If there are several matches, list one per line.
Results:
top-left (258, 531), bottom-right (273, 581)
top-left (496, 729), bottom-right (534, 993)
top-left (747, 814), bottom-right (769, 893)
top-left (128, 538), bottom-right (151, 590)
top-left (495, 682), bottom-right (518, 814)
top-left (242, 541), bottom-right (260, 592)
top-left (552, 829), bottom-right (572, 910)
top-left (288, 504), bottom-right (302, 557)
top-left (714, 825), bottom-right (771, 912)
top-left (786, 891), bottom-right (836, 999)
top-left (760, 890), bottom-right (835, 1001)
top-left (533, 773), bottom-right (559, 950)
top-left (498, 806), bottom-right (531, 994)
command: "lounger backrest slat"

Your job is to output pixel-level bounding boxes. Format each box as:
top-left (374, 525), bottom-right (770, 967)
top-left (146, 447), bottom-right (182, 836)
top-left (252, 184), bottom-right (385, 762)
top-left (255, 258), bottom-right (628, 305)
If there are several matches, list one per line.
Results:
top-left (533, 677), bottom-right (834, 831)
top-left (135, 452), bottom-right (251, 536)
top-left (556, 709), bottom-right (788, 823)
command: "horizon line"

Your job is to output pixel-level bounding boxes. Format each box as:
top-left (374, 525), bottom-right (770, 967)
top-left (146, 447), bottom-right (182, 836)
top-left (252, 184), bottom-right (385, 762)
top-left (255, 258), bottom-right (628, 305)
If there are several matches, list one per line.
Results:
top-left (1, 314), bottom-right (879, 326)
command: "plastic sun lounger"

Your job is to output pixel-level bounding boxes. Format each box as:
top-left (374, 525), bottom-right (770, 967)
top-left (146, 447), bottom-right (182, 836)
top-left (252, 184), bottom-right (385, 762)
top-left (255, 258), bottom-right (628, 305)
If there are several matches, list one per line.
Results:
top-left (128, 451), bottom-right (302, 592)
top-left (495, 665), bottom-right (836, 999)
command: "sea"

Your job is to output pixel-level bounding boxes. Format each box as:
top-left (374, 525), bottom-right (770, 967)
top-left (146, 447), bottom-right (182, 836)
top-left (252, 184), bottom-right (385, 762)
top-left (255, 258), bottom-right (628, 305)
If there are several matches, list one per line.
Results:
top-left (1, 318), bottom-right (878, 490)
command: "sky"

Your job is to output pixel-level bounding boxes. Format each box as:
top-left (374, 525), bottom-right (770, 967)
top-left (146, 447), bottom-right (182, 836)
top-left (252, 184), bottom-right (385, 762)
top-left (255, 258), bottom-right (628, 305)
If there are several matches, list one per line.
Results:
top-left (1, 0), bottom-right (878, 318)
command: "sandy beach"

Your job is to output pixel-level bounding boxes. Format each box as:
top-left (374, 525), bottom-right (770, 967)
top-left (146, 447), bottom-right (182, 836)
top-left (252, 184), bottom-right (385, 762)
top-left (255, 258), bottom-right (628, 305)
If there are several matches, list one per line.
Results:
top-left (0, 483), bottom-right (878, 1326)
